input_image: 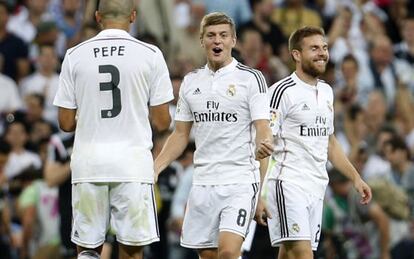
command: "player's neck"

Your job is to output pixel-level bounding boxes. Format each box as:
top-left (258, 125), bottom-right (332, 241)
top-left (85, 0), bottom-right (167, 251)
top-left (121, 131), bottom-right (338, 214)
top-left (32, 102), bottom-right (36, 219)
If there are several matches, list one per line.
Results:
top-left (295, 69), bottom-right (318, 86)
top-left (207, 57), bottom-right (233, 72)
top-left (101, 21), bottom-right (130, 32)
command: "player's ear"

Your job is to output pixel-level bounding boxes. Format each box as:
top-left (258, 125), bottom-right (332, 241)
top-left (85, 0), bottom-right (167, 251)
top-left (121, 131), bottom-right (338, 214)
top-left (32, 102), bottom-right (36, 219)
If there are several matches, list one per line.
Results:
top-left (95, 11), bottom-right (101, 24)
top-left (291, 49), bottom-right (301, 63)
top-left (130, 10), bottom-right (137, 24)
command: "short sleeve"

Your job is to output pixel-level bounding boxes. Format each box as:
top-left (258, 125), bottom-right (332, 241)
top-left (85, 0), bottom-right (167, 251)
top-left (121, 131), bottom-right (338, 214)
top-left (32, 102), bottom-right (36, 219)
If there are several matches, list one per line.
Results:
top-left (53, 52), bottom-right (77, 109)
top-left (248, 71), bottom-right (269, 121)
top-left (149, 49), bottom-right (174, 106)
top-left (174, 77), bottom-right (193, 122)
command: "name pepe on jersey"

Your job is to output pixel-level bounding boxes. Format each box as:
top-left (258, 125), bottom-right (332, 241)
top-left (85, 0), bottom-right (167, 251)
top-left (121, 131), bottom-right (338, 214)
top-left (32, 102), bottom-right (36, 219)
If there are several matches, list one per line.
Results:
top-left (93, 45), bottom-right (125, 58)
top-left (192, 100), bottom-right (238, 123)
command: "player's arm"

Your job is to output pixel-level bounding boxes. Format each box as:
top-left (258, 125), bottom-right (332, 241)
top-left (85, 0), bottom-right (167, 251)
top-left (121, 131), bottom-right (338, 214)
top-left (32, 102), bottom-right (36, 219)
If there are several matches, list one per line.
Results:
top-left (57, 107), bottom-right (77, 132)
top-left (328, 134), bottom-right (372, 204)
top-left (154, 120), bottom-right (193, 180)
top-left (254, 119), bottom-right (274, 160)
top-left (149, 103), bottom-right (171, 133)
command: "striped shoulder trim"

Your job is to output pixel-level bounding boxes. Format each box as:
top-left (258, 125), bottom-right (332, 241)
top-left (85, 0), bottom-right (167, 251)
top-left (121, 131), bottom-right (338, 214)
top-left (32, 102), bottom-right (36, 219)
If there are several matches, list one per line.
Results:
top-left (236, 63), bottom-right (266, 93)
top-left (69, 37), bottom-right (156, 55)
top-left (270, 77), bottom-right (295, 109)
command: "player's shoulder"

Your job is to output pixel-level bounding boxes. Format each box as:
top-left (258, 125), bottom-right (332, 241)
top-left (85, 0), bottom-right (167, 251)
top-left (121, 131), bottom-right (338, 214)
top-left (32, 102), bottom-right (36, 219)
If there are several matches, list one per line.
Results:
top-left (234, 62), bottom-right (265, 80)
top-left (269, 75), bottom-right (296, 94)
top-left (66, 34), bottom-right (160, 56)
top-left (317, 79), bottom-right (333, 94)
top-left (183, 65), bottom-right (206, 82)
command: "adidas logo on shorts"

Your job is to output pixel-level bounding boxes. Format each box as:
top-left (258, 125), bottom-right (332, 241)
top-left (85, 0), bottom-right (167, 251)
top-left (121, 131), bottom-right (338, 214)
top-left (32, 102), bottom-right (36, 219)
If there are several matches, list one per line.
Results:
top-left (302, 104), bottom-right (310, 110)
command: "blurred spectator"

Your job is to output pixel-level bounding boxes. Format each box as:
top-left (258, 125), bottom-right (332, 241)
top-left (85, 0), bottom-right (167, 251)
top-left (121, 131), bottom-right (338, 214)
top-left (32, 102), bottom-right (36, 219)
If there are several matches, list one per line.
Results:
top-left (6, 0), bottom-right (52, 44)
top-left (394, 14), bottom-right (414, 91)
top-left (13, 94), bottom-right (47, 130)
top-left (237, 27), bottom-right (288, 84)
top-left (49, 0), bottom-right (84, 58)
top-left (173, 2), bottom-right (206, 68)
top-left (193, 0), bottom-right (252, 27)
top-left (17, 166), bottom-right (60, 259)
top-left (136, 0), bottom-right (177, 61)
top-left (383, 0), bottom-right (409, 44)
top-left (238, 0), bottom-right (287, 56)
top-left (20, 44), bottom-right (59, 124)
top-left (323, 168), bottom-right (391, 259)
top-left (30, 21), bottom-right (59, 62)
top-left (168, 142), bottom-right (196, 259)
top-left (384, 136), bottom-right (414, 217)
top-left (0, 141), bottom-right (12, 259)
top-left (43, 133), bottom-right (76, 258)
top-left (0, 72), bottom-right (23, 114)
top-left (0, 0), bottom-right (30, 82)
top-left (359, 35), bottom-right (411, 107)
top-left (3, 120), bottom-right (42, 180)
top-left (363, 124), bottom-right (394, 180)
top-left (271, 0), bottom-right (322, 38)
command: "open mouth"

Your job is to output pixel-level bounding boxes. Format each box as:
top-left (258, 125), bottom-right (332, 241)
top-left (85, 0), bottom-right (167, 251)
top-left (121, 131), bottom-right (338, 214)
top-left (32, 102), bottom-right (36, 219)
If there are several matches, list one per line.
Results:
top-left (213, 47), bottom-right (223, 54)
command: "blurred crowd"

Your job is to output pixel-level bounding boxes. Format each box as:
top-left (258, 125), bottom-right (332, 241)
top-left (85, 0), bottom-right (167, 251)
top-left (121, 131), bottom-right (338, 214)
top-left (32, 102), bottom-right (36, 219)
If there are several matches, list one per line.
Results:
top-left (0, 0), bottom-right (414, 258)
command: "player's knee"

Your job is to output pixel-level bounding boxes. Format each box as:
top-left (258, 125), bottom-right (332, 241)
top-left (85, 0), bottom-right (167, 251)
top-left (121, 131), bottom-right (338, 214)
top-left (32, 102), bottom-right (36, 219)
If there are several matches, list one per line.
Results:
top-left (282, 241), bottom-right (313, 259)
top-left (218, 248), bottom-right (240, 259)
top-left (78, 250), bottom-right (100, 259)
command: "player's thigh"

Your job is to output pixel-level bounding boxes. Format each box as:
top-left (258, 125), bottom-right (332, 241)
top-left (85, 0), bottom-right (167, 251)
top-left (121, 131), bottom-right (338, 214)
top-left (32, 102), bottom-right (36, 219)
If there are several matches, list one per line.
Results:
top-left (218, 231), bottom-right (244, 258)
top-left (109, 182), bottom-right (159, 246)
top-left (181, 185), bottom-right (221, 249)
top-left (71, 183), bottom-right (110, 248)
top-left (266, 180), bottom-right (313, 247)
top-left (219, 183), bottom-right (260, 239)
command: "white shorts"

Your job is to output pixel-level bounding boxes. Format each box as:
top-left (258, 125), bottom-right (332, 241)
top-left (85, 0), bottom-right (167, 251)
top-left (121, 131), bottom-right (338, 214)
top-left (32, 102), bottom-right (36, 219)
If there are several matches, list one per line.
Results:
top-left (266, 179), bottom-right (323, 251)
top-left (71, 182), bottom-right (159, 248)
top-left (181, 183), bottom-right (259, 249)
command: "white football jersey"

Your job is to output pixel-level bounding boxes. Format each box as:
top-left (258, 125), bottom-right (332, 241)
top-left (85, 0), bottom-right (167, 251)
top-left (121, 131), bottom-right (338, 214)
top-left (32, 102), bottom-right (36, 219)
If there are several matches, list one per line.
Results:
top-left (53, 29), bottom-right (173, 183)
top-left (267, 72), bottom-right (334, 198)
top-left (175, 58), bottom-right (269, 185)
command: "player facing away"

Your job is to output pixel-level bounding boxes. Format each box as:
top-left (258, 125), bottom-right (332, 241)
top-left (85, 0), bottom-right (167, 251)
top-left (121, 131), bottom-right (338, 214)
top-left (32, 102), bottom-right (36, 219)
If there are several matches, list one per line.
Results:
top-left (53, 0), bottom-right (174, 258)
top-left (154, 12), bottom-right (273, 259)
top-left (265, 26), bottom-right (372, 259)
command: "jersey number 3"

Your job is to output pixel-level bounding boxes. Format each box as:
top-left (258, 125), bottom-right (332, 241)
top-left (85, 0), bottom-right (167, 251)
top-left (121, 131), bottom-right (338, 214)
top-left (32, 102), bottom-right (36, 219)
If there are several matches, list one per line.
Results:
top-left (99, 65), bottom-right (122, 118)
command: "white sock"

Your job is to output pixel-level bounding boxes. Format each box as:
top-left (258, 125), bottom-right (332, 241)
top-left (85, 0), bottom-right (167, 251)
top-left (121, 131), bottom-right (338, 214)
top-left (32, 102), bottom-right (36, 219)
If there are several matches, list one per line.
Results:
top-left (78, 250), bottom-right (100, 259)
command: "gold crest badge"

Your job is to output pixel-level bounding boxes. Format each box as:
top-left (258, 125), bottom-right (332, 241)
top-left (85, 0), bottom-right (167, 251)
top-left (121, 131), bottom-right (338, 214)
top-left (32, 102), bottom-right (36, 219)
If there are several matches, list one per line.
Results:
top-left (291, 223), bottom-right (300, 233)
top-left (227, 84), bottom-right (236, 96)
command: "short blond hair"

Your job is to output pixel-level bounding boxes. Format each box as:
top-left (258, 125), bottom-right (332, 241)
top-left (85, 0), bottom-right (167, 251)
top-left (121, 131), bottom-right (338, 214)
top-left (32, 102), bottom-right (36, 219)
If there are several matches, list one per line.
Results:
top-left (199, 12), bottom-right (236, 39)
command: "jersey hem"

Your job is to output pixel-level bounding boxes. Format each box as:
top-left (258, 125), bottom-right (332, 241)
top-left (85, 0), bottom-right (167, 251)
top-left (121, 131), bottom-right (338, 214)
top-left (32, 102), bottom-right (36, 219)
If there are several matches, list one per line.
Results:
top-left (180, 242), bottom-right (217, 249)
top-left (71, 178), bottom-right (153, 184)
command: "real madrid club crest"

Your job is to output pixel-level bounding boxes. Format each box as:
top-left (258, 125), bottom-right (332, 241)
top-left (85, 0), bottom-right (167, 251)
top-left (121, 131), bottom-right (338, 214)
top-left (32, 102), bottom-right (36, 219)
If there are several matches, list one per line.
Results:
top-left (227, 84), bottom-right (236, 97)
top-left (270, 109), bottom-right (278, 127)
top-left (291, 223), bottom-right (300, 233)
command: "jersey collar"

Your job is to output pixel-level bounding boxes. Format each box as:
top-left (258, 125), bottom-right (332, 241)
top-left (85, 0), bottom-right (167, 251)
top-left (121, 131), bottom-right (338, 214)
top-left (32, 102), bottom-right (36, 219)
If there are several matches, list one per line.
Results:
top-left (292, 72), bottom-right (319, 89)
top-left (97, 29), bottom-right (131, 38)
top-left (205, 58), bottom-right (238, 76)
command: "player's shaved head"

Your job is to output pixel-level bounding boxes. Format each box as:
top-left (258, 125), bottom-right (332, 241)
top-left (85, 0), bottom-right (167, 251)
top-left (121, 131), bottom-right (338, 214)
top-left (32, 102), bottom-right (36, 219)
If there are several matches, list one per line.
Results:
top-left (98, 0), bottom-right (135, 22)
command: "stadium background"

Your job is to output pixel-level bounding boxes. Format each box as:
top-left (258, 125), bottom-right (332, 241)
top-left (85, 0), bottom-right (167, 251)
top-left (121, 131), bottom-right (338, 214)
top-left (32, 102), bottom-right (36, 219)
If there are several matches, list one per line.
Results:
top-left (0, 0), bottom-right (414, 258)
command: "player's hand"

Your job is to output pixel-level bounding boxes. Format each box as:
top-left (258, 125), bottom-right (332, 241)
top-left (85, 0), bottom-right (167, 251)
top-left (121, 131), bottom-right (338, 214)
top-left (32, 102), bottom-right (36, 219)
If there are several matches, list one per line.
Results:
top-left (353, 177), bottom-right (372, 205)
top-left (254, 198), bottom-right (271, 226)
top-left (255, 139), bottom-right (274, 160)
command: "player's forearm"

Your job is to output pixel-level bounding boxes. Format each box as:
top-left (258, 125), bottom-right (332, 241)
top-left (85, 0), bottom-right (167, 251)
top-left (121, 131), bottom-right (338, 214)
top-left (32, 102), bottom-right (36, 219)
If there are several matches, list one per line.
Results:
top-left (328, 135), bottom-right (361, 183)
top-left (258, 157), bottom-right (269, 188)
top-left (154, 131), bottom-right (189, 174)
top-left (254, 120), bottom-right (273, 147)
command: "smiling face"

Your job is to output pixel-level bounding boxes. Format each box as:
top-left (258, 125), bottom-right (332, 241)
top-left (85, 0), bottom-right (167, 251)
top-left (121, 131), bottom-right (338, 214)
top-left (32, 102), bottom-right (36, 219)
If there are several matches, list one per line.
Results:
top-left (201, 23), bottom-right (236, 71)
top-left (293, 34), bottom-right (329, 78)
